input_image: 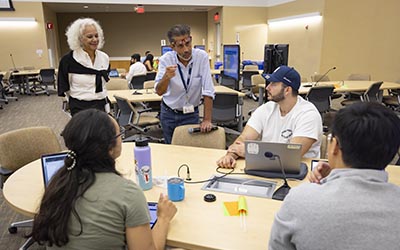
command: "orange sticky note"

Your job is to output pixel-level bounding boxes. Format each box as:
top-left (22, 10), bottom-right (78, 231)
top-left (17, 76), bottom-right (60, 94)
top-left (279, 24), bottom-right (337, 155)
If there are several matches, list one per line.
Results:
top-left (223, 201), bottom-right (239, 216)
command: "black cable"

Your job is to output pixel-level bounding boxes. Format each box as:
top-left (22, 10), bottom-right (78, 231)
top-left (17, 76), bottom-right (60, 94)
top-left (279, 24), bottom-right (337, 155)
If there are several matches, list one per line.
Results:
top-left (177, 164), bottom-right (235, 184)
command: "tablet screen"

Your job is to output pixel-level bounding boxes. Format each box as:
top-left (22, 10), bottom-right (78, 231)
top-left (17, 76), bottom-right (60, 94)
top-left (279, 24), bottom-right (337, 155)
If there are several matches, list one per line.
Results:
top-left (148, 202), bottom-right (157, 229)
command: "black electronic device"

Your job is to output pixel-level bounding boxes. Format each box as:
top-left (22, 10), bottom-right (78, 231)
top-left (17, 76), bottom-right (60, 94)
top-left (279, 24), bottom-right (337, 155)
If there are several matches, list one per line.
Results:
top-left (263, 44), bottom-right (289, 74)
top-left (311, 159), bottom-right (329, 171)
top-left (188, 126), bottom-right (218, 134)
top-left (148, 202), bottom-right (158, 229)
top-left (223, 44), bottom-right (241, 81)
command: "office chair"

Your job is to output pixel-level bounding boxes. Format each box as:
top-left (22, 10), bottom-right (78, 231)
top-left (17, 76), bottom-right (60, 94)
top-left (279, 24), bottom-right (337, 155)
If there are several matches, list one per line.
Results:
top-left (33, 68), bottom-right (56, 96)
top-left (341, 81), bottom-right (383, 106)
top-left (344, 73), bottom-right (372, 100)
top-left (383, 88), bottom-right (400, 111)
top-left (106, 78), bottom-right (129, 90)
top-left (212, 92), bottom-right (242, 135)
top-left (171, 124), bottom-right (226, 150)
top-left (220, 71), bottom-right (239, 90)
top-left (241, 70), bottom-right (259, 101)
top-left (243, 65), bottom-right (259, 71)
top-left (114, 95), bottom-right (162, 143)
top-left (0, 126), bottom-right (61, 249)
top-left (129, 74), bottom-right (147, 89)
top-left (145, 71), bottom-right (157, 81)
top-left (0, 74), bottom-right (18, 108)
top-left (306, 85), bottom-right (335, 131)
top-left (311, 74), bottom-right (342, 100)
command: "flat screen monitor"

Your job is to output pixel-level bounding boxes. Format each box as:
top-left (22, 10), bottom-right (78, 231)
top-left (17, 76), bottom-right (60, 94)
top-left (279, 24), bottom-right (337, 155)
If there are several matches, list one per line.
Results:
top-left (161, 45), bottom-right (173, 55)
top-left (223, 44), bottom-right (240, 81)
top-left (263, 44), bottom-right (289, 74)
top-left (194, 45), bottom-right (206, 50)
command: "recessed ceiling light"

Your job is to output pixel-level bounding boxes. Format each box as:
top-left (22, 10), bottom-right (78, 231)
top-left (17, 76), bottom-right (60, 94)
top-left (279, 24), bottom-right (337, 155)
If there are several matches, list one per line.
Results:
top-left (83, 5), bottom-right (89, 9)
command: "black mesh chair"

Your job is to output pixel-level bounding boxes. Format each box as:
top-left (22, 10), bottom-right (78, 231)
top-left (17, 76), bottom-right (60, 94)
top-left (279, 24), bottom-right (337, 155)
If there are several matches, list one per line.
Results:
top-left (129, 74), bottom-right (147, 89)
top-left (212, 93), bottom-right (242, 134)
top-left (306, 86), bottom-right (335, 113)
top-left (33, 68), bottom-right (56, 96)
top-left (383, 88), bottom-right (400, 111)
top-left (341, 81), bottom-right (383, 106)
top-left (114, 96), bottom-right (162, 143)
top-left (145, 71), bottom-right (157, 81)
top-left (220, 70), bottom-right (239, 90)
top-left (241, 70), bottom-right (259, 101)
top-left (306, 86), bottom-right (335, 132)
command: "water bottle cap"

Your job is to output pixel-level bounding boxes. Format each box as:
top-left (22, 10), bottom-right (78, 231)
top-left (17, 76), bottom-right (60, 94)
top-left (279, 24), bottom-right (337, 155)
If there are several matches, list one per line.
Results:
top-left (135, 138), bottom-right (149, 147)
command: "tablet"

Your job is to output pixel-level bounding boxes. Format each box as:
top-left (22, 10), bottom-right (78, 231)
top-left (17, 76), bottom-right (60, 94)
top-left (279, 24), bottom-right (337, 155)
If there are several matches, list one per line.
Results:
top-left (311, 159), bottom-right (328, 171)
top-left (148, 202), bottom-right (157, 229)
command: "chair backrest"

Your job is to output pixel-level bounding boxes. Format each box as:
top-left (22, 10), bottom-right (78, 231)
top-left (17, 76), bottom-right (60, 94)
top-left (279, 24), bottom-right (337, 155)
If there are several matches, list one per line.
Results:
top-left (363, 81), bottom-right (383, 102)
top-left (242, 71), bottom-right (259, 88)
top-left (243, 65), bottom-right (259, 71)
top-left (306, 85), bottom-right (335, 113)
top-left (0, 127), bottom-right (61, 171)
top-left (106, 78), bottom-right (129, 90)
top-left (143, 80), bottom-right (155, 89)
top-left (114, 96), bottom-right (135, 127)
top-left (251, 74), bottom-right (266, 94)
top-left (311, 74), bottom-right (330, 82)
top-left (212, 93), bottom-right (240, 123)
top-left (145, 71), bottom-right (157, 81)
top-left (171, 124), bottom-right (226, 149)
top-left (347, 73), bottom-right (371, 81)
top-left (129, 74), bottom-right (147, 89)
top-left (39, 68), bottom-right (56, 84)
top-left (220, 72), bottom-right (239, 90)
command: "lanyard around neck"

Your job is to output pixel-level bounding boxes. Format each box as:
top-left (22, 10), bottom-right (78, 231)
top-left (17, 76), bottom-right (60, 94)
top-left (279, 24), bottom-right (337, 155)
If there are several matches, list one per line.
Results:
top-left (177, 63), bottom-right (193, 93)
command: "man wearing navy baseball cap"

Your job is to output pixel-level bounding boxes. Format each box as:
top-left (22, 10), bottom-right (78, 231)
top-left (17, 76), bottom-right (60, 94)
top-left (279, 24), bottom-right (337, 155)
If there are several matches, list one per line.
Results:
top-left (217, 65), bottom-right (322, 169)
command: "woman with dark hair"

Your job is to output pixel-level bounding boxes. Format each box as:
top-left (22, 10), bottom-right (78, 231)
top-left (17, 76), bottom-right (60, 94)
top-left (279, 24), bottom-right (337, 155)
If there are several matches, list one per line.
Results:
top-left (31, 109), bottom-right (176, 249)
top-left (144, 53), bottom-right (155, 72)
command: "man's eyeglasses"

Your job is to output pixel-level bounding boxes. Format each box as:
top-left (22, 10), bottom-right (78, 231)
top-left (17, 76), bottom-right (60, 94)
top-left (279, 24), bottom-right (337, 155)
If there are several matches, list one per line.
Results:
top-left (172, 36), bottom-right (192, 48)
top-left (115, 127), bottom-right (126, 139)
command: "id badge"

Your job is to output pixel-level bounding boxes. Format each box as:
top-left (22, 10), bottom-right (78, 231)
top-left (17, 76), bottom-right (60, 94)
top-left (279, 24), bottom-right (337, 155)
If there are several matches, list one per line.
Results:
top-left (183, 104), bottom-right (194, 114)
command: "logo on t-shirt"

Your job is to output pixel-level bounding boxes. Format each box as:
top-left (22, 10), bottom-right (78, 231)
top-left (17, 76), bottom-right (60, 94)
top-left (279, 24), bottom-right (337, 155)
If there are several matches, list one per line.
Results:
top-left (281, 129), bottom-right (293, 139)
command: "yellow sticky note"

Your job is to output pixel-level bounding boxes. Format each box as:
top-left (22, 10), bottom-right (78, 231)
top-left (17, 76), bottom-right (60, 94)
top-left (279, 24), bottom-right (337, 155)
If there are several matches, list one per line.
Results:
top-left (223, 201), bottom-right (239, 216)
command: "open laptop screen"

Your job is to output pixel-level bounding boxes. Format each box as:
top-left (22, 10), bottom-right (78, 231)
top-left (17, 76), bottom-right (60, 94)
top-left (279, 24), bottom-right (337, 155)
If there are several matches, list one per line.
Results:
top-left (41, 152), bottom-right (67, 187)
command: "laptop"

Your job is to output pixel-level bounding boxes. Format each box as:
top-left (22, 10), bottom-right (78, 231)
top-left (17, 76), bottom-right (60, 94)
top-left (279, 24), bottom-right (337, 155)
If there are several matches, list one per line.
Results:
top-left (41, 152), bottom-right (68, 187)
top-left (244, 141), bottom-right (302, 174)
top-left (109, 69), bottom-right (119, 78)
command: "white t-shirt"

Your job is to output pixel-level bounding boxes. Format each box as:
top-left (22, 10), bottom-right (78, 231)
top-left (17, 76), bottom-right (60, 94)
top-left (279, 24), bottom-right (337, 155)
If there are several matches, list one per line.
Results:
top-left (246, 96), bottom-right (322, 158)
top-left (126, 62), bottom-right (147, 83)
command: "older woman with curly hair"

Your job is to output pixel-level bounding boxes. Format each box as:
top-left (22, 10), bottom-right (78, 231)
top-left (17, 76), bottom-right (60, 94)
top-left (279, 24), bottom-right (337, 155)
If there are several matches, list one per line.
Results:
top-left (57, 18), bottom-right (111, 116)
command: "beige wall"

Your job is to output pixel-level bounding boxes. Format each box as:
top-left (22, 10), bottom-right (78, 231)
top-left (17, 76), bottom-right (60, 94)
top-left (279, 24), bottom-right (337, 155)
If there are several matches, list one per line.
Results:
top-left (221, 7), bottom-right (269, 61)
top-left (42, 4), bottom-right (60, 67)
top-left (0, 2), bottom-right (50, 71)
top-left (321, 0), bottom-right (400, 82)
top-left (266, 0), bottom-right (325, 80)
top-left (57, 12), bottom-right (208, 59)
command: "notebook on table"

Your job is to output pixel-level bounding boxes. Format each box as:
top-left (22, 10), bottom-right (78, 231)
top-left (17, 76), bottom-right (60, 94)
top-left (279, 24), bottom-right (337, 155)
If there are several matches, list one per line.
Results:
top-left (41, 152), bottom-right (68, 187)
top-left (244, 141), bottom-right (308, 180)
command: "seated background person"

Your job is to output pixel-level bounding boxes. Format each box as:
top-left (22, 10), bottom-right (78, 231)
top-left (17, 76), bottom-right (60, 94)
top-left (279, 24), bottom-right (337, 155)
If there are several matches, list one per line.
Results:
top-left (32, 109), bottom-right (177, 249)
top-left (269, 102), bottom-right (400, 250)
top-left (217, 66), bottom-right (322, 168)
top-left (122, 53), bottom-right (147, 84)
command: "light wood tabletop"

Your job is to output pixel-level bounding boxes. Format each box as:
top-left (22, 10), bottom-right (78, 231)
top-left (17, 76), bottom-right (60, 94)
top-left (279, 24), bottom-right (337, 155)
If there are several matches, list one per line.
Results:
top-left (3, 143), bottom-right (400, 249)
top-left (258, 81), bottom-right (400, 106)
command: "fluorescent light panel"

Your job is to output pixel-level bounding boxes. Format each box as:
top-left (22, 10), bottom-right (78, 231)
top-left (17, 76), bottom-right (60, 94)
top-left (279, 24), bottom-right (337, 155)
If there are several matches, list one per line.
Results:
top-left (0, 17), bottom-right (36, 22)
top-left (268, 12), bottom-right (321, 25)
top-left (0, 17), bottom-right (37, 27)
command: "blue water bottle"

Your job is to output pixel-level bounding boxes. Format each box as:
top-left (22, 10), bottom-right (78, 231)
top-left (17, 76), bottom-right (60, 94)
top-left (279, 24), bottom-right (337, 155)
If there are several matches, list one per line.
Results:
top-left (134, 138), bottom-right (153, 190)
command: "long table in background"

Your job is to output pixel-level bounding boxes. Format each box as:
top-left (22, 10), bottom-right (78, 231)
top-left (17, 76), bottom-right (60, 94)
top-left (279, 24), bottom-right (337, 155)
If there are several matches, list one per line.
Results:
top-left (108, 85), bottom-right (246, 131)
top-left (3, 143), bottom-right (400, 249)
top-left (258, 80), bottom-right (400, 106)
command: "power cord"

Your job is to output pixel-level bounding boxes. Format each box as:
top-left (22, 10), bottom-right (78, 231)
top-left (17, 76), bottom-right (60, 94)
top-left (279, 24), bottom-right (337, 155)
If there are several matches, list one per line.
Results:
top-left (177, 163), bottom-right (236, 184)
